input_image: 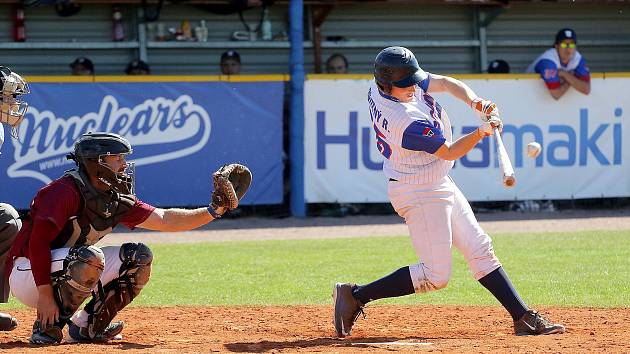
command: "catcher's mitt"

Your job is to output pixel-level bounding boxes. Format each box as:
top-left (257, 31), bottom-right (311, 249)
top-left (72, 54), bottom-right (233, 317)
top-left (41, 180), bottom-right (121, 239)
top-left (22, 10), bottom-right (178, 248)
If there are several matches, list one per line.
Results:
top-left (211, 163), bottom-right (252, 210)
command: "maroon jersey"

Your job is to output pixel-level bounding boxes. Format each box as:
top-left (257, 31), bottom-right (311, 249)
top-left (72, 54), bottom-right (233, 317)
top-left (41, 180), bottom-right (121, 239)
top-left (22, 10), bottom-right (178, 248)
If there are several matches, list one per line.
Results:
top-left (6, 175), bottom-right (154, 286)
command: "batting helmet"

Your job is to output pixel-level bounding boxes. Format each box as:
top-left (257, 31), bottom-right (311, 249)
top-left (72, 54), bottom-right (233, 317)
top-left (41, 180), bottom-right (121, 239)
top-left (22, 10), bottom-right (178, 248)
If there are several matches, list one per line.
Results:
top-left (374, 46), bottom-right (427, 92)
top-left (69, 132), bottom-right (135, 194)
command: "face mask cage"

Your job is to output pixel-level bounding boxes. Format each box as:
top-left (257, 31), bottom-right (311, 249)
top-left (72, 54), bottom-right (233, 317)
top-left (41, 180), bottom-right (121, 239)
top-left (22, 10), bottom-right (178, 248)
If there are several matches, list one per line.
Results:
top-left (1, 72), bottom-right (30, 139)
top-left (83, 153), bottom-right (135, 195)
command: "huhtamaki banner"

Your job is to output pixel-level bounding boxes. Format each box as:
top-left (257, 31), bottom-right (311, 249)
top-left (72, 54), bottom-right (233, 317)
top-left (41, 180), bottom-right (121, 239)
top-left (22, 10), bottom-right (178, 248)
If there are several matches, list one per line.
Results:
top-left (304, 77), bottom-right (627, 202)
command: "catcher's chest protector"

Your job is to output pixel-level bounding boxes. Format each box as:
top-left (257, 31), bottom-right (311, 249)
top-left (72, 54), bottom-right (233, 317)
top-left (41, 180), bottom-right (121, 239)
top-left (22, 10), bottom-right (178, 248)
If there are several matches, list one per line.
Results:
top-left (59, 170), bottom-right (136, 247)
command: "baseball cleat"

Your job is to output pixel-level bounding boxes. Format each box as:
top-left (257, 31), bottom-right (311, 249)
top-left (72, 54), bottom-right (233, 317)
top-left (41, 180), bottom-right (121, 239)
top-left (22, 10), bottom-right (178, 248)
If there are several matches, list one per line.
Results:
top-left (29, 321), bottom-right (63, 345)
top-left (514, 310), bottom-right (566, 336)
top-left (332, 282), bottom-right (365, 338)
top-left (0, 313), bottom-right (18, 331)
top-left (68, 320), bottom-right (124, 343)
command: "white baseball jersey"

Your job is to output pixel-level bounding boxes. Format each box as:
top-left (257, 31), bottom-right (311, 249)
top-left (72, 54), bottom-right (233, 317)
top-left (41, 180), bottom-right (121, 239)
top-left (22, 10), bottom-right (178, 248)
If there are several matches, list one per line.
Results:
top-left (367, 76), bottom-right (453, 184)
top-left (526, 47), bottom-right (586, 74)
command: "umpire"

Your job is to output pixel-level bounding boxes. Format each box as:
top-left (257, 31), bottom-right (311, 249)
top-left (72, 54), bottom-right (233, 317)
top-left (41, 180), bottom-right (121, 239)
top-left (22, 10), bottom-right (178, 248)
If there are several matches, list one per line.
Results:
top-left (0, 66), bottom-right (30, 332)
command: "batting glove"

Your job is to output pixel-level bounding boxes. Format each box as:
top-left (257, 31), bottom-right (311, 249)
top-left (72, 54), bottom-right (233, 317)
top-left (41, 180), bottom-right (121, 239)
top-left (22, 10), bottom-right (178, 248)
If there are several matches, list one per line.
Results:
top-left (471, 97), bottom-right (499, 120)
top-left (478, 115), bottom-right (503, 137)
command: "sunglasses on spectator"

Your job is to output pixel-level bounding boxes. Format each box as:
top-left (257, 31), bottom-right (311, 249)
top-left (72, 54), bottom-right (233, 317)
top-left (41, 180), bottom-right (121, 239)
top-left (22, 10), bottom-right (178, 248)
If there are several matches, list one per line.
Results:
top-left (559, 42), bottom-right (576, 49)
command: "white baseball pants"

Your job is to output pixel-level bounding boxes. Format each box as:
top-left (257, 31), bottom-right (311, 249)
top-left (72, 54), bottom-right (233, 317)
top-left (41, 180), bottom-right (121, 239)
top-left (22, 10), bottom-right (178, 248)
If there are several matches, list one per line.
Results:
top-left (9, 245), bottom-right (124, 327)
top-left (388, 176), bottom-right (501, 293)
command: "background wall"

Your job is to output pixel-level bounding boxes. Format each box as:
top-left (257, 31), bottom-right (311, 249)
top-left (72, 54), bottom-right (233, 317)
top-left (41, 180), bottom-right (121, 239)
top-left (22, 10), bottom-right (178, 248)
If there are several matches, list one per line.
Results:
top-left (1, 2), bottom-right (629, 75)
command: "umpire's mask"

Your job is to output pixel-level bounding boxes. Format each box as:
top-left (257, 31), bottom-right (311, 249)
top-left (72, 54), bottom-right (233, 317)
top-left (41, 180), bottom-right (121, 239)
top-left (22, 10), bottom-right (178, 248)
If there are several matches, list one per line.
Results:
top-left (0, 66), bottom-right (30, 139)
top-left (69, 132), bottom-right (135, 195)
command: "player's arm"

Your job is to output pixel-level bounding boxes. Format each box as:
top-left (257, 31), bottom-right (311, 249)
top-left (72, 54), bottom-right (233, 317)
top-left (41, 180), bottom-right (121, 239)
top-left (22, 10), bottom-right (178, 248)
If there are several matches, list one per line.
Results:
top-left (136, 206), bottom-right (227, 232)
top-left (433, 119), bottom-right (500, 161)
top-left (558, 70), bottom-right (591, 95)
top-left (29, 218), bottom-right (62, 329)
top-left (426, 74), bottom-right (478, 105)
top-left (433, 129), bottom-right (483, 161)
top-left (548, 82), bottom-right (571, 100)
top-left (533, 58), bottom-right (573, 100)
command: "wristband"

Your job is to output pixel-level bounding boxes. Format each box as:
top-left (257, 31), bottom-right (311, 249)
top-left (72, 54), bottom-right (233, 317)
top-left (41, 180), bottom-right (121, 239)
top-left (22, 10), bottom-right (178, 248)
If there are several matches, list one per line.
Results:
top-left (207, 206), bottom-right (222, 219)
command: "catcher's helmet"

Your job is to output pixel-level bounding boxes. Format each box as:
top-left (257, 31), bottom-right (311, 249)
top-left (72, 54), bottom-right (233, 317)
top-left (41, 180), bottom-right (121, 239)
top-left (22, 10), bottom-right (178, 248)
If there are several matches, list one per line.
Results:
top-left (69, 132), bottom-right (135, 194)
top-left (1, 66), bottom-right (30, 137)
top-left (374, 46), bottom-right (427, 91)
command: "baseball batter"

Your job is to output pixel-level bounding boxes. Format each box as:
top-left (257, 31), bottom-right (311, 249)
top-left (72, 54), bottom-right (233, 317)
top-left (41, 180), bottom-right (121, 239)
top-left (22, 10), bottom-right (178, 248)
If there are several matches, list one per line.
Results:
top-left (0, 66), bottom-right (30, 332)
top-left (333, 46), bottom-right (565, 337)
top-left (2, 132), bottom-right (251, 344)
top-left (526, 28), bottom-right (590, 100)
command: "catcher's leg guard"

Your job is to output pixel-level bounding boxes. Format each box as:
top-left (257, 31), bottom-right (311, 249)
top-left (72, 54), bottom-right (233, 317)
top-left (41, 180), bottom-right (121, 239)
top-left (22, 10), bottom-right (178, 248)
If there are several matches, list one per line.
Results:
top-left (83, 242), bottom-right (152, 338)
top-left (0, 204), bottom-right (21, 331)
top-left (31, 245), bottom-right (104, 344)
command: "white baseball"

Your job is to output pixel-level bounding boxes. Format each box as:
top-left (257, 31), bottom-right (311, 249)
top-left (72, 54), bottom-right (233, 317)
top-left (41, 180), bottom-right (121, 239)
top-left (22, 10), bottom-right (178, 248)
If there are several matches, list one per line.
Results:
top-left (527, 142), bottom-right (541, 158)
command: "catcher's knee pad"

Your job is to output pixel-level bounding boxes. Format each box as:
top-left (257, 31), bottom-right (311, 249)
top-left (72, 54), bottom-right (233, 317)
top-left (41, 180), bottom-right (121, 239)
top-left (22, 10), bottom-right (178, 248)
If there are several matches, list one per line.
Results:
top-left (467, 237), bottom-right (501, 279)
top-left (52, 245), bottom-right (105, 321)
top-left (409, 262), bottom-right (450, 293)
top-left (84, 243), bottom-right (152, 337)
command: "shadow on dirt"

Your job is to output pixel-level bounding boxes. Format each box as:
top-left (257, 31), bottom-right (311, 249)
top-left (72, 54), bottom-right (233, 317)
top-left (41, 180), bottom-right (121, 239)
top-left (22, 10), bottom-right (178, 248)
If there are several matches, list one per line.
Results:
top-left (0, 340), bottom-right (155, 350)
top-left (224, 336), bottom-right (433, 352)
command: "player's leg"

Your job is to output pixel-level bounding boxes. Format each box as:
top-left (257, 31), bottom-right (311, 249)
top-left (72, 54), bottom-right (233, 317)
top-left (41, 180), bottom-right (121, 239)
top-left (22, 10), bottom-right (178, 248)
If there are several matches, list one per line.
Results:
top-left (450, 182), bottom-right (564, 335)
top-left (0, 203), bottom-right (21, 331)
top-left (9, 246), bottom-right (105, 344)
top-left (69, 242), bottom-right (152, 342)
top-left (334, 177), bottom-right (455, 337)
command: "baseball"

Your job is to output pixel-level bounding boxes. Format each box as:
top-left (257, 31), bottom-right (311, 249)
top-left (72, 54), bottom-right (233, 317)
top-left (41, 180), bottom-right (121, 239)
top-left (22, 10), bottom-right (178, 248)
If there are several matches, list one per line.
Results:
top-left (527, 142), bottom-right (541, 158)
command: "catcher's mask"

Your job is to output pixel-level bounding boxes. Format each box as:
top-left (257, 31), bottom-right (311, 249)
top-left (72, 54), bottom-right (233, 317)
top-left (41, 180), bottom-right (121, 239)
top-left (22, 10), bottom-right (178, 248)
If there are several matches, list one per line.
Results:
top-left (0, 66), bottom-right (30, 139)
top-left (68, 132), bottom-right (135, 195)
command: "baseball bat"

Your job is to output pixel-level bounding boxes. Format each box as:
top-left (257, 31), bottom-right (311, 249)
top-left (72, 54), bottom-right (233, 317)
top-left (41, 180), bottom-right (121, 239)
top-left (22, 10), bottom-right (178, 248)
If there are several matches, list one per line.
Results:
top-left (493, 127), bottom-right (516, 188)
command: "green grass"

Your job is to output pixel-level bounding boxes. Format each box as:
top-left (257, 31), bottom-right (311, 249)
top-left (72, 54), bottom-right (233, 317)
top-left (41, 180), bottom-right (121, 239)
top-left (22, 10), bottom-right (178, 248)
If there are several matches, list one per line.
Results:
top-left (2, 230), bottom-right (629, 310)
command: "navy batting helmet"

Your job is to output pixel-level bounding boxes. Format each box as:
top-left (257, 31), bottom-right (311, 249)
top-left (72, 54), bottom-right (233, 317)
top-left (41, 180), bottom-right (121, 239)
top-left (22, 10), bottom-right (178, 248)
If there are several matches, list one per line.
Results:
top-left (374, 46), bottom-right (427, 91)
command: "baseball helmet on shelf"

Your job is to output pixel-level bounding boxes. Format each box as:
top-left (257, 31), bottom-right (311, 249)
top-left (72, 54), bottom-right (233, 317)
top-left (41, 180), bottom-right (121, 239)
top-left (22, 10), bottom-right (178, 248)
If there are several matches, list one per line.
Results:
top-left (374, 46), bottom-right (427, 92)
top-left (69, 132), bottom-right (135, 194)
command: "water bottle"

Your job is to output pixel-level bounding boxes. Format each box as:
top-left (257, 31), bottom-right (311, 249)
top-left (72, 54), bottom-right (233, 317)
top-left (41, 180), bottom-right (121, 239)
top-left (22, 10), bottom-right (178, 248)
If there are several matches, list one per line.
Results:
top-left (112, 6), bottom-right (124, 41)
top-left (13, 6), bottom-right (26, 42)
top-left (261, 8), bottom-right (272, 41)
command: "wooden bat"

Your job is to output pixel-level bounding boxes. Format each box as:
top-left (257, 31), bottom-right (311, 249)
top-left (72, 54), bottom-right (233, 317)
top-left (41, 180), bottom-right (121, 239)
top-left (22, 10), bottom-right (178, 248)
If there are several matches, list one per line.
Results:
top-left (493, 127), bottom-right (516, 188)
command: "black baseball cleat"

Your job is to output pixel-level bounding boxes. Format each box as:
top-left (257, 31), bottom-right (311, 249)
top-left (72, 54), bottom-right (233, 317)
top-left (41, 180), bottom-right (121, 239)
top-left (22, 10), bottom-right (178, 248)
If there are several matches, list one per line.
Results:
top-left (0, 312), bottom-right (18, 331)
top-left (332, 282), bottom-right (365, 338)
top-left (514, 310), bottom-right (566, 336)
top-left (68, 321), bottom-right (124, 343)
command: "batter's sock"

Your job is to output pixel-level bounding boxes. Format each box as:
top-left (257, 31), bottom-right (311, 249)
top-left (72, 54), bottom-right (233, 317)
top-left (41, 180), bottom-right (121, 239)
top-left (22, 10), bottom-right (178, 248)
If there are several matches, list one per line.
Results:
top-left (352, 266), bottom-right (415, 304)
top-left (478, 267), bottom-right (529, 321)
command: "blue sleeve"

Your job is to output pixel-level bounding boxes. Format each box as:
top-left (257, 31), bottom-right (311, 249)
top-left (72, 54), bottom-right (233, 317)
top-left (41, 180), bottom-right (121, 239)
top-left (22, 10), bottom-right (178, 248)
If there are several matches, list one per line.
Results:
top-left (574, 57), bottom-right (590, 81)
top-left (417, 73), bottom-right (431, 92)
top-left (401, 120), bottom-right (445, 154)
top-left (534, 59), bottom-right (561, 89)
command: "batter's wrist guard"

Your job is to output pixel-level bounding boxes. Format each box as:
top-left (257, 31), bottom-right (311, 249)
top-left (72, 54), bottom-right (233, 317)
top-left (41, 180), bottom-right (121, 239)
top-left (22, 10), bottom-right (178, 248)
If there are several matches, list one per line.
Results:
top-left (207, 206), bottom-right (222, 219)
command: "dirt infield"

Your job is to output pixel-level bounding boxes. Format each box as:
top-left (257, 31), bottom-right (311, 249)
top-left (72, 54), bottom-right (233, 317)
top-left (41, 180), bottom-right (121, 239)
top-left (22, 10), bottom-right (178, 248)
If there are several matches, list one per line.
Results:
top-left (1, 306), bottom-right (629, 353)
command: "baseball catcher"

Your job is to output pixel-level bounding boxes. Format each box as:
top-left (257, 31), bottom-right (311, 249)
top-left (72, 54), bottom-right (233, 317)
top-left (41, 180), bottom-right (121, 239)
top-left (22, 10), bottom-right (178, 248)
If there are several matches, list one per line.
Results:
top-left (0, 66), bottom-right (30, 332)
top-left (3, 131), bottom-right (252, 344)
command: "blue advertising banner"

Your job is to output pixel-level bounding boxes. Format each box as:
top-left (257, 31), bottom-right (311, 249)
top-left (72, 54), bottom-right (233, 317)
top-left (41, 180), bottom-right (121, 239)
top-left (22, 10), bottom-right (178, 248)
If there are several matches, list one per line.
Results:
top-left (1, 81), bottom-right (284, 209)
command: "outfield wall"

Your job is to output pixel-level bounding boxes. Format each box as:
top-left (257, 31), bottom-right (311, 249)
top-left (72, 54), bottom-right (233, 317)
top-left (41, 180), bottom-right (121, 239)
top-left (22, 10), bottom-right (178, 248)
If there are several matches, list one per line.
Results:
top-left (1, 74), bottom-right (628, 209)
top-left (305, 74), bottom-right (629, 202)
top-left (0, 78), bottom-right (285, 209)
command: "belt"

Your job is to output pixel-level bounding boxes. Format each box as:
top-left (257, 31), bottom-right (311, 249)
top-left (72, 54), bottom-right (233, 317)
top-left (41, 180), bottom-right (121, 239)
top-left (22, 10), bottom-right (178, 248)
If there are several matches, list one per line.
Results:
top-left (389, 178), bottom-right (398, 182)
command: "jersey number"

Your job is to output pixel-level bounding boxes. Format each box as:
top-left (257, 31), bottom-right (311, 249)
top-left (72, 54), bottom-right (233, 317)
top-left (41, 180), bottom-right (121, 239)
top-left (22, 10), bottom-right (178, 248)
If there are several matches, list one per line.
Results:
top-left (373, 124), bottom-right (392, 159)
